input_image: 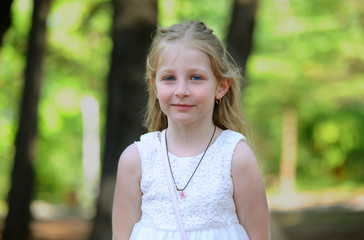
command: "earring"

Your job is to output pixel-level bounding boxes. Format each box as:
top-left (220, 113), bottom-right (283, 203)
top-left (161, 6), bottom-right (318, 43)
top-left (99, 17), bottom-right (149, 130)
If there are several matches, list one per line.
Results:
top-left (215, 98), bottom-right (222, 104)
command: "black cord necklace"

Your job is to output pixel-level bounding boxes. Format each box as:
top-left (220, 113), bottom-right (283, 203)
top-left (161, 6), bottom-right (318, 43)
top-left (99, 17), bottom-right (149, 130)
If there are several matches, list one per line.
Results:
top-left (165, 125), bottom-right (217, 199)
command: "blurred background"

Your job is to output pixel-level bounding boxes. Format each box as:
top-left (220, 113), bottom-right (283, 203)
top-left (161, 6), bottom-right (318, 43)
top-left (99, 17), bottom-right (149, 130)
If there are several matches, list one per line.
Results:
top-left (0, 0), bottom-right (363, 239)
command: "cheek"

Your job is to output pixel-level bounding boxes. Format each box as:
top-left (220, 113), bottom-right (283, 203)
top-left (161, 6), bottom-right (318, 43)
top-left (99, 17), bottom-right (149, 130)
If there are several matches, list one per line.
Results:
top-left (154, 83), bottom-right (163, 99)
top-left (194, 88), bottom-right (216, 105)
top-left (155, 85), bottom-right (170, 102)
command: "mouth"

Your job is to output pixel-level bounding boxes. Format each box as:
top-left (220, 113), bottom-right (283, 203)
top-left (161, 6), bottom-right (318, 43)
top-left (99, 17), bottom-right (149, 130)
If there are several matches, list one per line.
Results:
top-left (172, 104), bottom-right (194, 110)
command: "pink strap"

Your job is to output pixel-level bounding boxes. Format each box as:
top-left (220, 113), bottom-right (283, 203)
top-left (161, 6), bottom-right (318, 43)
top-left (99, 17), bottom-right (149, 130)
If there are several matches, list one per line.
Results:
top-left (161, 130), bottom-right (188, 240)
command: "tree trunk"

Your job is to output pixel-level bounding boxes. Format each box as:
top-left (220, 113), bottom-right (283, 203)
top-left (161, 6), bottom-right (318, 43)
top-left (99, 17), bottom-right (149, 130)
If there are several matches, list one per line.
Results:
top-left (2, 0), bottom-right (50, 239)
top-left (0, 0), bottom-right (13, 47)
top-left (279, 106), bottom-right (298, 195)
top-left (89, 0), bottom-right (157, 239)
top-left (226, 0), bottom-right (258, 82)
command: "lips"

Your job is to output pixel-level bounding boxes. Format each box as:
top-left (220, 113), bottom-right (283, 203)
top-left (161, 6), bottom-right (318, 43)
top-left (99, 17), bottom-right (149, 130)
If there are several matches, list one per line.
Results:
top-left (172, 103), bottom-right (194, 110)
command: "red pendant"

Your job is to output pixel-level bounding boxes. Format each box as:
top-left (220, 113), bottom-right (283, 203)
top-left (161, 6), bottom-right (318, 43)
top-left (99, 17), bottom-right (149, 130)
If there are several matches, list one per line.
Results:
top-left (180, 191), bottom-right (184, 199)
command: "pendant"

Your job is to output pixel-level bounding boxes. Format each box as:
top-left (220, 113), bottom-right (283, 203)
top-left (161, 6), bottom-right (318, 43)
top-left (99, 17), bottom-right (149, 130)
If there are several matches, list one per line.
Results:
top-left (180, 191), bottom-right (184, 199)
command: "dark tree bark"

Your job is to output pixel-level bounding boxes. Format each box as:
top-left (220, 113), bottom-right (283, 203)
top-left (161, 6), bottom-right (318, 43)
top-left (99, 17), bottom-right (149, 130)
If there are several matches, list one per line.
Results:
top-left (2, 0), bottom-right (50, 239)
top-left (0, 0), bottom-right (13, 47)
top-left (89, 0), bottom-right (157, 239)
top-left (226, 0), bottom-right (258, 81)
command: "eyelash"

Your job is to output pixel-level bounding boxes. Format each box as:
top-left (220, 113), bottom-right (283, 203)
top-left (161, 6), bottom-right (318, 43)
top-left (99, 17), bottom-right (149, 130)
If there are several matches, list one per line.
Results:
top-left (191, 75), bottom-right (201, 80)
top-left (162, 75), bottom-right (203, 81)
top-left (164, 76), bottom-right (175, 81)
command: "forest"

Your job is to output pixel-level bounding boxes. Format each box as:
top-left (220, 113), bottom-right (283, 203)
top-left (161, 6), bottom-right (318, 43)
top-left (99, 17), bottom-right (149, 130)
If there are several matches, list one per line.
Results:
top-left (0, 0), bottom-right (363, 239)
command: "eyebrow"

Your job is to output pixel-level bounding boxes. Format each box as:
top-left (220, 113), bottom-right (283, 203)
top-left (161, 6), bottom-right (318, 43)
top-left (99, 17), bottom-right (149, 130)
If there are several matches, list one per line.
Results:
top-left (158, 67), bottom-right (209, 75)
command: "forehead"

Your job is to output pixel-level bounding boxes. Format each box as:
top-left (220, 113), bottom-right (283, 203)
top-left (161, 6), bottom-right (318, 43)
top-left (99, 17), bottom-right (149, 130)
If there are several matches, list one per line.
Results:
top-left (158, 41), bottom-right (211, 68)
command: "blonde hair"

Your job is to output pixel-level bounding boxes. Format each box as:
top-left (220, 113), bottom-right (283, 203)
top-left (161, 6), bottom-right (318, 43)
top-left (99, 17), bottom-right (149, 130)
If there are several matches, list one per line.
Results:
top-left (144, 21), bottom-right (248, 136)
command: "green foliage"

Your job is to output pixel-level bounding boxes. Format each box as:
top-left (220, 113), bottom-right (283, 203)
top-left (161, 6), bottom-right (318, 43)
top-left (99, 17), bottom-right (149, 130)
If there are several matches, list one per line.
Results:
top-left (158, 0), bottom-right (233, 40)
top-left (0, 0), bottom-right (111, 206)
top-left (35, 0), bottom-right (111, 204)
top-left (246, 0), bottom-right (364, 189)
top-left (0, 0), bottom-right (32, 204)
top-left (298, 104), bottom-right (364, 186)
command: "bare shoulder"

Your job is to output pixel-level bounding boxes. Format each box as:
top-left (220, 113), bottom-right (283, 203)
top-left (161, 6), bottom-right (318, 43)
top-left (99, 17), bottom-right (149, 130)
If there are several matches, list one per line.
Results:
top-left (232, 140), bottom-right (259, 171)
top-left (117, 143), bottom-right (141, 176)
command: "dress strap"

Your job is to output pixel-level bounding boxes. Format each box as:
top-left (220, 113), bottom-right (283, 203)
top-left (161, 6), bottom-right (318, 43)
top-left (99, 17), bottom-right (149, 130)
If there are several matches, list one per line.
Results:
top-left (160, 129), bottom-right (188, 240)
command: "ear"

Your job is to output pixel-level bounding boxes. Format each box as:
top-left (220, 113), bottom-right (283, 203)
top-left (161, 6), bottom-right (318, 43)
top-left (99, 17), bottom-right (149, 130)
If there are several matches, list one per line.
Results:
top-left (215, 78), bottom-right (231, 99)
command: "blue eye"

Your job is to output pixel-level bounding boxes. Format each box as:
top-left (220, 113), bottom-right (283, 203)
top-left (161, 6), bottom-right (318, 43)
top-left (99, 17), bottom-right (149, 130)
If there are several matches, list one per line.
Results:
top-left (191, 75), bottom-right (201, 80)
top-left (164, 76), bottom-right (175, 81)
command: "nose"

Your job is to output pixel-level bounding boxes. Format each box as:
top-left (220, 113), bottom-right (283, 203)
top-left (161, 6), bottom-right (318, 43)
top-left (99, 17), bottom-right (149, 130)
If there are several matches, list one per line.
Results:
top-left (174, 80), bottom-right (190, 97)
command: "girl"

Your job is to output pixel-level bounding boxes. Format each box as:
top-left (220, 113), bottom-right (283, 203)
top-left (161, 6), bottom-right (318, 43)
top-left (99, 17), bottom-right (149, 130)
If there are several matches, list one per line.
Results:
top-left (112, 21), bottom-right (270, 240)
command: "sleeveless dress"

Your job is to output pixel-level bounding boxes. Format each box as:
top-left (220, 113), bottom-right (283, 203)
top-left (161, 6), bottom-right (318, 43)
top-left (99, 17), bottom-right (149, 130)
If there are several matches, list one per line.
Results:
top-left (130, 129), bottom-right (250, 240)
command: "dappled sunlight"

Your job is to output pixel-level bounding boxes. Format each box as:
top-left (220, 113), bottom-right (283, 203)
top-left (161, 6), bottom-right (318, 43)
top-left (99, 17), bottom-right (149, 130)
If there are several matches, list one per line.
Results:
top-left (31, 218), bottom-right (91, 240)
top-left (31, 200), bottom-right (84, 220)
top-left (268, 187), bottom-right (364, 211)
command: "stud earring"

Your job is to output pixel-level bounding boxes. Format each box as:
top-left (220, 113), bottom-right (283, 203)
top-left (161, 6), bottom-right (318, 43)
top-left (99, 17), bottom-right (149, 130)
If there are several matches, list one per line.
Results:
top-left (215, 98), bottom-right (222, 104)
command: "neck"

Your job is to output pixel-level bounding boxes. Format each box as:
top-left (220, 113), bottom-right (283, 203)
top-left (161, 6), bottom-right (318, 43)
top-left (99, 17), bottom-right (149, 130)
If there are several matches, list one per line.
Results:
top-left (165, 122), bottom-right (218, 157)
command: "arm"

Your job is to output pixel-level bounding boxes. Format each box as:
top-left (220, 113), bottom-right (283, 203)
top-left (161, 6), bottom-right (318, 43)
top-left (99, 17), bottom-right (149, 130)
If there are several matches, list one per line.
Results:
top-left (112, 143), bottom-right (142, 240)
top-left (232, 141), bottom-right (271, 240)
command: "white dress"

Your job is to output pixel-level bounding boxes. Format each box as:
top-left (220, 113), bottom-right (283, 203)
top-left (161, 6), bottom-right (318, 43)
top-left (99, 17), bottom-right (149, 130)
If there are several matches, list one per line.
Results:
top-left (130, 129), bottom-right (250, 240)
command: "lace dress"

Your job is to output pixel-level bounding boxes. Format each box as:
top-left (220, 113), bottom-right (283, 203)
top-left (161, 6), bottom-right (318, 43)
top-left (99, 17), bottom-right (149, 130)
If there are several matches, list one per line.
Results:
top-left (130, 129), bottom-right (250, 240)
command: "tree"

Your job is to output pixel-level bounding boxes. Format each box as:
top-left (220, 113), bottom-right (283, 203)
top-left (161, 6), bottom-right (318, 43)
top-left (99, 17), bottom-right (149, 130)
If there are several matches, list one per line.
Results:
top-left (89, 0), bottom-right (157, 239)
top-left (226, 0), bottom-right (258, 79)
top-left (279, 106), bottom-right (298, 194)
top-left (2, 0), bottom-right (51, 239)
top-left (0, 0), bottom-right (14, 47)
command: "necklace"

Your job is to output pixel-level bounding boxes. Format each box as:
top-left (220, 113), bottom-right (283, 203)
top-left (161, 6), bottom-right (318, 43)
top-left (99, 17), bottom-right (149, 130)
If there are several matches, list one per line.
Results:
top-left (165, 125), bottom-right (217, 199)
